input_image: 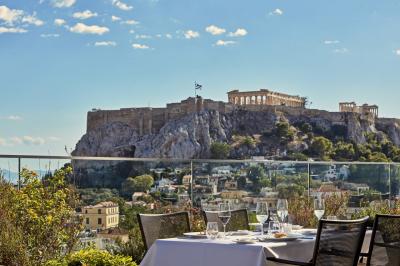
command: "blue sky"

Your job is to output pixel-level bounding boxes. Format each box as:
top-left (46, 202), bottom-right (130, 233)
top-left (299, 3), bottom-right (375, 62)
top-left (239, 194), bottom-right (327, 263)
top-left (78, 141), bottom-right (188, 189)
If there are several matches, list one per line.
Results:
top-left (1, 0), bottom-right (400, 157)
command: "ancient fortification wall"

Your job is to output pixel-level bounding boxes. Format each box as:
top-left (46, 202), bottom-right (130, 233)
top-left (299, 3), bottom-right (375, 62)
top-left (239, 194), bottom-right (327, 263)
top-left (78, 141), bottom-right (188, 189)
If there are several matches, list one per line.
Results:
top-left (87, 89), bottom-right (382, 136)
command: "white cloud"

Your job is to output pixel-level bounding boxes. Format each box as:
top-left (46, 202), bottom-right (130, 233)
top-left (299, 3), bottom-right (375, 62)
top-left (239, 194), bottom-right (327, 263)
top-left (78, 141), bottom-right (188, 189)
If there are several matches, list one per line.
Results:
top-left (0, 26), bottom-right (27, 34)
top-left (333, 48), bottom-right (349, 54)
top-left (165, 33), bottom-right (172, 39)
top-left (270, 8), bottom-right (283, 16)
top-left (51, 0), bottom-right (76, 8)
top-left (184, 30), bottom-right (199, 39)
top-left (215, 40), bottom-right (236, 46)
top-left (0, 115), bottom-right (23, 120)
top-left (0, 6), bottom-right (43, 27)
top-left (395, 49), bottom-right (400, 56)
top-left (129, 29), bottom-right (135, 34)
top-left (8, 136), bottom-right (45, 145)
top-left (135, 34), bottom-right (151, 39)
top-left (111, 15), bottom-right (121, 21)
top-left (22, 136), bottom-right (45, 145)
top-left (228, 28), bottom-right (247, 37)
top-left (54, 18), bottom-right (66, 26)
top-left (132, 43), bottom-right (149, 49)
top-left (112, 0), bottom-right (133, 11)
top-left (121, 19), bottom-right (139, 25)
top-left (21, 12), bottom-right (44, 26)
top-left (324, 40), bottom-right (340, 45)
top-left (0, 5), bottom-right (24, 25)
top-left (73, 10), bottom-right (98, 20)
top-left (205, 25), bottom-right (226, 35)
top-left (69, 23), bottom-right (109, 35)
top-left (94, 41), bottom-right (116, 46)
top-left (41, 33), bottom-right (60, 38)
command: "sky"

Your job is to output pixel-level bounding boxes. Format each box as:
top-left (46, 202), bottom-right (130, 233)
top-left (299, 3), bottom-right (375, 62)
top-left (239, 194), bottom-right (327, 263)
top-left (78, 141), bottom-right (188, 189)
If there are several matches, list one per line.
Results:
top-left (0, 0), bottom-right (400, 157)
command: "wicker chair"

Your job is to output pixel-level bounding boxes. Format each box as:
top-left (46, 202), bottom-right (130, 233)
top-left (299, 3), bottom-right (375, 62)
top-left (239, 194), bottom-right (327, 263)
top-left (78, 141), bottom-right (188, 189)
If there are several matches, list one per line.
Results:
top-left (361, 214), bottom-right (400, 266)
top-left (137, 212), bottom-right (191, 250)
top-left (202, 209), bottom-right (250, 232)
top-left (267, 216), bottom-right (369, 266)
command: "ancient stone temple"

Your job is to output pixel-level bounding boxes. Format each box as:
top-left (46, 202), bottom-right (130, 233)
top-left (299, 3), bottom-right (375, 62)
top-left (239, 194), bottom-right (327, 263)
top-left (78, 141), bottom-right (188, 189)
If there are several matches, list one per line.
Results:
top-left (339, 102), bottom-right (379, 118)
top-left (227, 89), bottom-right (306, 108)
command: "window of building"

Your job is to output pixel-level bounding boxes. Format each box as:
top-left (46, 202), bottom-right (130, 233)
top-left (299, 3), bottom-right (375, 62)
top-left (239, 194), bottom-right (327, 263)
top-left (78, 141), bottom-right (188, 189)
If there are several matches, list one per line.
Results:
top-left (98, 218), bottom-right (102, 225)
top-left (85, 210), bottom-right (88, 214)
top-left (86, 218), bottom-right (89, 224)
top-left (98, 209), bottom-right (101, 214)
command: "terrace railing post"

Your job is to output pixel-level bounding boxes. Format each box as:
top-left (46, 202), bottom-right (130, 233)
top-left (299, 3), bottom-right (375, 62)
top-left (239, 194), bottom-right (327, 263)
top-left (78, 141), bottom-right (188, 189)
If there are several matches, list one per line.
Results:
top-left (388, 163), bottom-right (392, 208)
top-left (307, 162), bottom-right (311, 198)
top-left (18, 157), bottom-right (21, 190)
top-left (190, 160), bottom-right (193, 206)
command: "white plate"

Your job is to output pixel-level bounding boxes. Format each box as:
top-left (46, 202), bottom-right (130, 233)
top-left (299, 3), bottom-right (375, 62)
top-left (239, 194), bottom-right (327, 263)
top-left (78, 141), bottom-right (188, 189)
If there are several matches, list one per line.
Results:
top-left (234, 238), bottom-right (256, 244)
top-left (183, 232), bottom-right (208, 239)
top-left (230, 230), bottom-right (251, 236)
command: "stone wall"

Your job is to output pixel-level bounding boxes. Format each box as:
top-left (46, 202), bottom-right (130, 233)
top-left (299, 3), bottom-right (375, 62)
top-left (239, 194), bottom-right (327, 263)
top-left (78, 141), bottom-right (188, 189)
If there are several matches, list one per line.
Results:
top-left (87, 97), bottom-right (232, 135)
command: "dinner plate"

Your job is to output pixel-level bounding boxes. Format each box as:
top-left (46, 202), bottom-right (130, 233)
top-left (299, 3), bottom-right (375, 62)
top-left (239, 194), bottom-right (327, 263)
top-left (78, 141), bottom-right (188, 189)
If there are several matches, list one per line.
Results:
top-left (234, 238), bottom-right (256, 244)
top-left (258, 236), bottom-right (298, 242)
top-left (183, 232), bottom-right (208, 239)
top-left (230, 230), bottom-right (252, 236)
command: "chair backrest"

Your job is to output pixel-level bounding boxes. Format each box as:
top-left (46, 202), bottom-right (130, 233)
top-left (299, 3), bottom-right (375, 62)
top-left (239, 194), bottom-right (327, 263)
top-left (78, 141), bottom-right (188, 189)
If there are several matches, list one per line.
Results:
top-left (137, 212), bottom-right (191, 250)
top-left (312, 216), bottom-right (369, 266)
top-left (366, 214), bottom-right (400, 266)
top-left (202, 209), bottom-right (249, 231)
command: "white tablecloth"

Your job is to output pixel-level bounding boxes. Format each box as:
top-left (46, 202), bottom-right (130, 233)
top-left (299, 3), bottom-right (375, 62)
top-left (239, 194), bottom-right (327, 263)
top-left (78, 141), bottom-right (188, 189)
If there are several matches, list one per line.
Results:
top-left (140, 231), bottom-right (373, 266)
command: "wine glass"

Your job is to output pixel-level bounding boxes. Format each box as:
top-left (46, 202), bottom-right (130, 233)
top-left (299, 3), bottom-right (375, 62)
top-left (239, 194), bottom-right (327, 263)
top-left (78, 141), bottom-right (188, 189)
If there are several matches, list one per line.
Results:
top-left (206, 222), bottom-right (219, 240)
top-left (314, 198), bottom-right (325, 220)
top-left (256, 202), bottom-right (269, 235)
top-left (218, 203), bottom-right (231, 238)
top-left (276, 199), bottom-right (289, 224)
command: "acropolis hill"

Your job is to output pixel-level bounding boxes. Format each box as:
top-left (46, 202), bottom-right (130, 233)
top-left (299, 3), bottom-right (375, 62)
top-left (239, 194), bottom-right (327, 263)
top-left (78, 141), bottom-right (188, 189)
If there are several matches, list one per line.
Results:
top-left (86, 89), bottom-right (384, 136)
top-left (73, 88), bottom-right (400, 185)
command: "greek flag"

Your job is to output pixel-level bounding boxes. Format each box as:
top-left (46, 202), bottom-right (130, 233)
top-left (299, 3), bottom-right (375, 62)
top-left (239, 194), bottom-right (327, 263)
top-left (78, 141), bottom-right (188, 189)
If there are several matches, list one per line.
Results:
top-left (195, 82), bottom-right (202, 90)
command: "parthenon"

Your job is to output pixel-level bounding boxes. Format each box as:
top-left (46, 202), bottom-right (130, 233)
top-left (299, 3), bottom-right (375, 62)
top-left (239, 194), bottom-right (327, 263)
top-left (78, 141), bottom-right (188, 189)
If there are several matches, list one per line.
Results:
top-left (227, 89), bottom-right (306, 108)
top-left (339, 102), bottom-right (378, 118)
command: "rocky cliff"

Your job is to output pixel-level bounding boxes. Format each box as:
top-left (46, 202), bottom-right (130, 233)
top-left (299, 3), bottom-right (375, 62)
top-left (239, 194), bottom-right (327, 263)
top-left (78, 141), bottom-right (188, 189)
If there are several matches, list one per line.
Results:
top-left (72, 108), bottom-right (400, 186)
top-left (73, 108), bottom-right (400, 159)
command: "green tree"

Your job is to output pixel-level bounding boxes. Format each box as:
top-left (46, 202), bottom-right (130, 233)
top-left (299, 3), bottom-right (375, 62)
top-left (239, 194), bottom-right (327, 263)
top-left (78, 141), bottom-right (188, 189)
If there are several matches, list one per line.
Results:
top-left (210, 142), bottom-right (231, 159)
top-left (333, 141), bottom-right (355, 161)
top-left (275, 121), bottom-right (295, 143)
top-left (122, 175), bottom-right (154, 196)
top-left (0, 167), bottom-right (82, 266)
top-left (310, 136), bottom-right (333, 160)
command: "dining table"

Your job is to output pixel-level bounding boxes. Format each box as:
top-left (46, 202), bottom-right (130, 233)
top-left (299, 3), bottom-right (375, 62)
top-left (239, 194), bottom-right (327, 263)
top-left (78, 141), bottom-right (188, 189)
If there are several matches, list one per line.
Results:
top-left (140, 229), bottom-right (373, 266)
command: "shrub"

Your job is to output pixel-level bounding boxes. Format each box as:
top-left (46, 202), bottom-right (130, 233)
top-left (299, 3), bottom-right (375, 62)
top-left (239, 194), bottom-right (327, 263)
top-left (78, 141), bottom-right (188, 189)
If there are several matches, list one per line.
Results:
top-left (210, 142), bottom-right (231, 159)
top-left (45, 248), bottom-right (137, 266)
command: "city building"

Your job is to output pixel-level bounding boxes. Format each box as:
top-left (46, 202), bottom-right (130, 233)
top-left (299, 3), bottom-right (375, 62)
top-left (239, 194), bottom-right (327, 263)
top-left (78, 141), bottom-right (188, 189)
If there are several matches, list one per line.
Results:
top-left (82, 201), bottom-right (119, 231)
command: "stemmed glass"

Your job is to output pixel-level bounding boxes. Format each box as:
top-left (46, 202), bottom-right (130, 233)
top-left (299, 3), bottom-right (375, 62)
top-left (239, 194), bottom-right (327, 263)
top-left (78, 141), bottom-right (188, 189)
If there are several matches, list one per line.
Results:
top-left (276, 199), bottom-right (289, 224)
top-left (256, 202), bottom-right (268, 235)
top-left (218, 203), bottom-right (231, 238)
top-left (314, 198), bottom-right (325, 220)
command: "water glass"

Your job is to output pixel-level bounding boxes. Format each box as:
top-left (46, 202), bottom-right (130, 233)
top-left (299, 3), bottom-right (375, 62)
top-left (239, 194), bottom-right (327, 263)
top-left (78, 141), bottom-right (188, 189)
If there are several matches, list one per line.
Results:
top-left (256, 202), bottom-right (268, 235)
top-left (267, 221), bottom-right (279, 237)
top-left (206, 222), bottom-right (219, 240)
